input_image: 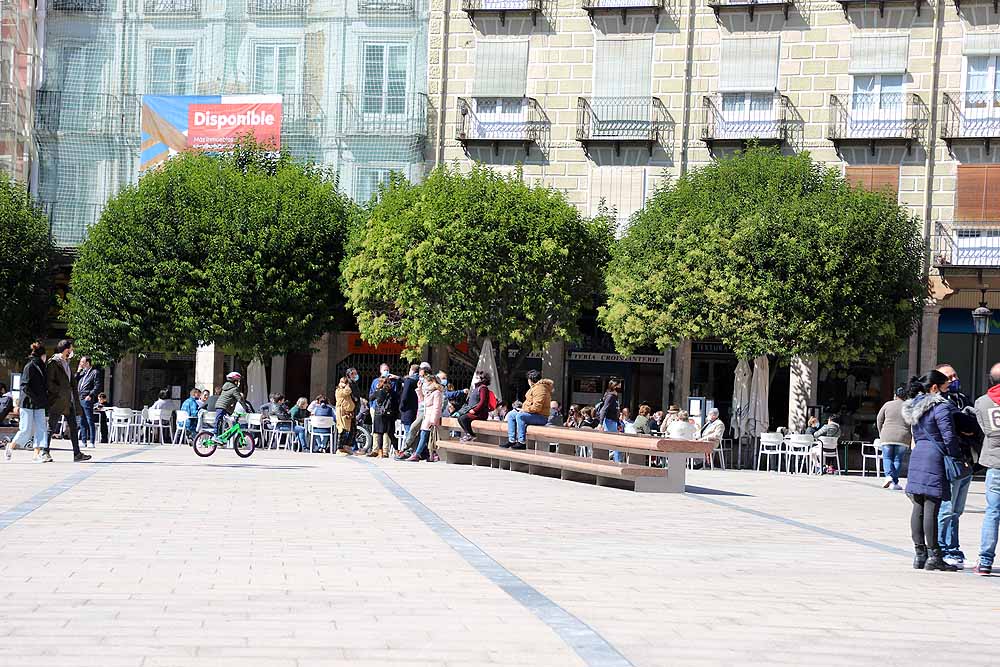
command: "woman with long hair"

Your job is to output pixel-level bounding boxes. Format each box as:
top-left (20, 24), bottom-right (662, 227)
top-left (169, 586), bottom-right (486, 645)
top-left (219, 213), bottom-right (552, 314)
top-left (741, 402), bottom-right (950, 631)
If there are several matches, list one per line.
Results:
top-left (458, 370), bottom-right (491, 442)
top-left (4, 342), bottom-right (49, 462)
top-left (901, 370), bottom-right (964, 572)
top-left (405, 374), bottom-right (443, 461)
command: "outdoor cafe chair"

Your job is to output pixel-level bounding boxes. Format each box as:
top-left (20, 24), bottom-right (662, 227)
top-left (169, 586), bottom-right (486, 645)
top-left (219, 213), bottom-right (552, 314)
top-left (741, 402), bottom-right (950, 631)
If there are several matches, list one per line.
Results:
top-left (818, 436), bottom-right (841, 474)
top-left (861, 438), bottom-right (883, 477)
top-left (172, 410), bottom-right (193, 446)
top-left (306, 416), bottom-right (335, 453)
top-left (784, 434), bottom-right (814, 474)
top-left (757, 433), bottom-right (784, 472)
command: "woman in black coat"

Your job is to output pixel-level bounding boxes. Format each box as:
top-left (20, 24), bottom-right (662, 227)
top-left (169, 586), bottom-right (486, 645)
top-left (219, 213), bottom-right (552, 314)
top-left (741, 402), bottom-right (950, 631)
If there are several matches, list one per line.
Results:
top-left (369, 377), bottom-right (395, 456)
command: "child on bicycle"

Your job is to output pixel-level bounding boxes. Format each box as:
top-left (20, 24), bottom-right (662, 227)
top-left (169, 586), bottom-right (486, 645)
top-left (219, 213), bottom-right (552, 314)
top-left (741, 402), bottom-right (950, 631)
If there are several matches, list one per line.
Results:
top-left (214, 372), bottom-right (242, 435)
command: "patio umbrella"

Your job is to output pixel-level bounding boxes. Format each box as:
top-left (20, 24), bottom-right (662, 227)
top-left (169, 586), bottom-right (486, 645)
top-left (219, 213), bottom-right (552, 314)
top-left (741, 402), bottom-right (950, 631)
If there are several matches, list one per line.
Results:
top-left (472, 337), bottom-right (503, 405)
top-left (246, 358), bottom-right (268, 412)
top-left (731, 359), bottom-right (752, 440)
top-left (748, 355), bottom-right (770, 436)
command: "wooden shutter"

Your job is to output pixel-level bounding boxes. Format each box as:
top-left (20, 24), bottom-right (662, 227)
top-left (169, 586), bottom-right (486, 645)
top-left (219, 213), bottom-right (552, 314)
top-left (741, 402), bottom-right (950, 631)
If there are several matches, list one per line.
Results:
top-left (845, 165), bottom-right (899, 196)
top-left (957, 165), bottom-right (989, 221)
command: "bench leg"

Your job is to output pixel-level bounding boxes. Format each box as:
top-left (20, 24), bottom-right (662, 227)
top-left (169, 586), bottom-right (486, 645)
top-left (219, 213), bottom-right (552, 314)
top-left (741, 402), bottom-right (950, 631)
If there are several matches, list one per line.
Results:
top-left (441, 449), bottom-right (472, 465)
top-left (634, 452), bottom-right (688, 493)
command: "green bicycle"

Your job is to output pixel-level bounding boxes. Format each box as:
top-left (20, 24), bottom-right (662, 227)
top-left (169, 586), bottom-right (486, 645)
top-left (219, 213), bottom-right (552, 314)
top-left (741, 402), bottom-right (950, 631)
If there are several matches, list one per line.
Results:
top-left (193, 415), bottom-right (256, 458)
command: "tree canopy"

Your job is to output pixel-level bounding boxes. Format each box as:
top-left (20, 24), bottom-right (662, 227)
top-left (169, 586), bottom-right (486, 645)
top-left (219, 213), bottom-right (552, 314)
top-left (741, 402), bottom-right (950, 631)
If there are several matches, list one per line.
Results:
top-left (65, 141), bottom-right (358, 364)
top-left (0, 174), bottom-right (53, 360)
top-left (342, 165), bottom-right (613, 390)
top-left (599, 147), bottom-right (926, 366)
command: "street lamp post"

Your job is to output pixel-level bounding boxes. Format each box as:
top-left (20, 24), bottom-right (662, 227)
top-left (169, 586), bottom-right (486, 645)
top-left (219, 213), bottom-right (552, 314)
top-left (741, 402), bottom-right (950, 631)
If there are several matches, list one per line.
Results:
top-left (972, 303), bottom-right (992, 398)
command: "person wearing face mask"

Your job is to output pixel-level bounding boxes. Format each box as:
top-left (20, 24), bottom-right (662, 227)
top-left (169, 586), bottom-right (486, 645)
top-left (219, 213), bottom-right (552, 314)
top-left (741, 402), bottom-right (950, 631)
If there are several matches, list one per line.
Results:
top-left (933, 363), bottom-right (983, 569)
top-left (400, 362), bottom-right (434, 455)
top-left (45, 339), bottom-right (90, 462)
top-left (436, 372), bottom-right (467, 418)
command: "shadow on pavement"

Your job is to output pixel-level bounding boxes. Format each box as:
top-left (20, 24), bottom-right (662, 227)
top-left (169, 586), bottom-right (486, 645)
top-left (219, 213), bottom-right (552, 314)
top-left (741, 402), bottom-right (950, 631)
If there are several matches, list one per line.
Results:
top-left (684, 485), bottom-right (753, 497)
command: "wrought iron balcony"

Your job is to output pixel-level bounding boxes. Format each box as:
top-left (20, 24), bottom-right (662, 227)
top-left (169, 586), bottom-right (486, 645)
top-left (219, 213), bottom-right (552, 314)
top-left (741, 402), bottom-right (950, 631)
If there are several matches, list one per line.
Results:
top-left (280, 94), bottom-right (325, 135)
top-left (941, 92), bottom-right (1000, 154)
top-left (707, 0), bottom-right (792, 20)
top-left (576, 96), bottom-right (668, 155)
top-left (341, 92), bottom-right (427, 138)
top-left (144, 0), bottom-right (200, 13)
top-left (581, 0), bottom-right (664, 23)
top-left (701, 93), bottom-right (790, 148)
top-left (835, 0), bottom-right (922, 16)
top-left (826, 93), bottom-right (926, 154)
top-left (933, 222), bottom-right (1000, 269)
top-left (462, 0), bottom-right (542, 24)
top-left (456, 97), bottom-right (546, 154)
top-left (359, 0), bottom-right (414, 11)
top-left (50, 0), bottom-right (108, 10)
top-left (952, 0), bottom-right (997, 13)
top-left (35, 90), bottom-right (122, 136)
top-left (247, 0), bottom-right (306, 14)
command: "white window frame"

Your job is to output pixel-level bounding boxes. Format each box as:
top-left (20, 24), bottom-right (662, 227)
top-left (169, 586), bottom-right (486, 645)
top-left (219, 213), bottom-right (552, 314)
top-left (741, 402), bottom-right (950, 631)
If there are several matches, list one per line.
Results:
top-left (354, 165), bottom-right (400, 203)
top-left (146, 43), bottom-right (196, 96)
top-left (720, 92), bottom-right (775, 122)
top-left (252, 42), bottom-right (301, 95)
top-left (361, 42), bottom-right (409, 118)
top-left (963, 54), bottom-right (1000, 116)
top-left (850, 73), bottom-right (905, 121)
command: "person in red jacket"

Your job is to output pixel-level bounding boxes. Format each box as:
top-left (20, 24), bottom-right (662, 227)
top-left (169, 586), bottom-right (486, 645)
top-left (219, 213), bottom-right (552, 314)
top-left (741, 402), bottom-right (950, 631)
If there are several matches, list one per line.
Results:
top-left (458, 370), bottom-right (492, 442)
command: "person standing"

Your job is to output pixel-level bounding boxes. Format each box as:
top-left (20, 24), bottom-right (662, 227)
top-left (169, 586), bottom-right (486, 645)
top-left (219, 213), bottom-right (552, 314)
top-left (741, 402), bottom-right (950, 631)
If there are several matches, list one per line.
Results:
top-left (333, 378), bottom-right (356, 456)
top-left (398, 364), bottom-right (421, 439)
top-left (369, 377), bottom-right (396, 457)
top-left (876, 386), bottom-right (912, 490)
top-left (901, 371), bottom-right (963, 572)
top-left (504, 370), bottom-right (553, 449)
top-left (598, 380), bottom-right (621, 433)
top-left (5, 342), bottom-right (50, 462)
top-left (401, 362), bottom-right (433, 453)
top-left (76, 356), bottom-right (101, 449)
top-left (46, 339), bottom-right (90, 462)
top-left (406, 375), bottom-right (443, 461)
top-left (973, 363), bottom-right (1000, 575)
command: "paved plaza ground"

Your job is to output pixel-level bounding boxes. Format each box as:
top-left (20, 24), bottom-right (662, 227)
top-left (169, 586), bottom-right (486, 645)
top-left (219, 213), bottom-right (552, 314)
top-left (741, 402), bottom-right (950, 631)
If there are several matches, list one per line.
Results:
top-left (0, 443), bottom-right (996, 667)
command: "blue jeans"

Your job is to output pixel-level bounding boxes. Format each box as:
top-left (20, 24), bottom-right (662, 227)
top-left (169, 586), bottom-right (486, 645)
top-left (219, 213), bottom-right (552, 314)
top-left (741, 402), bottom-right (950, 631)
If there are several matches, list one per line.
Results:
top-left (413, 429), bottom-right (432, 460)
top-left (79, 403), bottom-right (96, 445)
top-left (938, 474), bottom-right (972, 558)
top-left (214, 409), bottom-right (228, 435)
top-left (11, 408), bottom-right (48, 451)
top-left (293, 425), bottom-right (307, 451)
top-left (603, 418), bottom-right (624, 462)
top-left (881, 444), bottom-right (907, 484)
top-left (312, 428), bottom-right (332, 451)
top-left (506, 410), bottom-right (548, 443)
top-left (979, 468), bottom-right (1000, 567)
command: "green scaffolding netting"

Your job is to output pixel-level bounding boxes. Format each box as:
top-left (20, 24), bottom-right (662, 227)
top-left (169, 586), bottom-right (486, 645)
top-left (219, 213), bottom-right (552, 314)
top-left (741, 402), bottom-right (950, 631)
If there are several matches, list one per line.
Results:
top-left (37, 0), bottom-right (430, 246)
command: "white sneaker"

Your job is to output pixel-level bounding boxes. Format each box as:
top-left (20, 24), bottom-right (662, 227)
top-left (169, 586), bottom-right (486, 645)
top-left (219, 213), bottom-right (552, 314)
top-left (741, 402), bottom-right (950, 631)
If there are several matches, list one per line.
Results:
top-left (32, 452), bottom-right (45, 463)
top-left (943, 554), bottom-right (965, 569)
top-left (891, 483), bottom-right (903, 491)
top-left (4, 442), bottom-right (12, 460)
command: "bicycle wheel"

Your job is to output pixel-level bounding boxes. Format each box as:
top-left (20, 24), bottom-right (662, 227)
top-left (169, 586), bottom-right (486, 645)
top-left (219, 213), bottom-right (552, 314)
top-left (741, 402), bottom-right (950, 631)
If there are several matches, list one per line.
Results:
top-left (233, 432), bottom-right (255, 458)
top-left (193, 432), bottom-right (218, 457)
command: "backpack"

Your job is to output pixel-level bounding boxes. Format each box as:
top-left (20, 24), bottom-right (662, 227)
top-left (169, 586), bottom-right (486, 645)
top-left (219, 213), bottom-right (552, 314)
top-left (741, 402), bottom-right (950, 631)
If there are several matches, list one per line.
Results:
top-left (487, 390), bottom-right (498, 412)
top-left (372, 396), bottom-right (388, 418)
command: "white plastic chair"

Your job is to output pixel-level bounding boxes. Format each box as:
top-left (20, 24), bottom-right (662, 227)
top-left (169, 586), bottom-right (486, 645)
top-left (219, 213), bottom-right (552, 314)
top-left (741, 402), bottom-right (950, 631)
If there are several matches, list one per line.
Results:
top-left (246, 413), bottom-right (263, 445)
top-left (267, 419), bottom-right (294, 450)
top-left (861, 438), bottom-right (883, 477)
top-left (145, 408), bottom-right (171, 445)
top-left (757, 433), bottom-right (784, 472)
top-left (306, 416), bottom-right (335, 453)
top-left (110, 407), bottom-right (133, 443)
top-left (197, 410), bottom-right (216, 433)
top-left (784, 434), bottom-right (814, 474)
top-left (172, 410), bottom-right (192, 445)
top-left (706, 438), bottom-right (728, 470)
top-left (819, 436), bottom-right (841, 474)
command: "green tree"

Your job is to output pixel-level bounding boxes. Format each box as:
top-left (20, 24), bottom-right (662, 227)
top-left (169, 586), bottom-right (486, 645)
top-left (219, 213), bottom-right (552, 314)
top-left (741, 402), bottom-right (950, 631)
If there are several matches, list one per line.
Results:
top-left (343, 165), bottom-right (613, 393)
top-left (0, 174), bottom-right (54, 360)
top-left (599, 147), bottom-right (925, 367)
top-left (66, 141), bottom-right (357, 365)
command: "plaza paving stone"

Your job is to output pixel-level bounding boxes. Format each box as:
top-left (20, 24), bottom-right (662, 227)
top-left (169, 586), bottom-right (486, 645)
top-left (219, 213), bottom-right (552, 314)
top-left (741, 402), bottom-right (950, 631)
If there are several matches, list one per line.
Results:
top-left (0, 442), bottom-right (997, 666)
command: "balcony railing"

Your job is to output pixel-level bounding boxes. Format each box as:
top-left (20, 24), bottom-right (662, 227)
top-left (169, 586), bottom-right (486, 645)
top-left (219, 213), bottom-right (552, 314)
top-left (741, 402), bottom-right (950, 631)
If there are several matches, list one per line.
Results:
top-left (941, 92), bottom-right (1000, 152)
top-left (247, 0), bottom-right (306, 14)
top-left (835, 0), bottom-right (922, 17)
top-left (50, 0), bottom-right (108, 10)
top-left (576, 96), bottom-right (668, 155)
top-left (144, 0), bottom-right (200, 13)
top-left (359, 0), bottom-right (415, 11)
top-left (707, 0), bottom-right (792, 20)
top-left (278, 94), bottom-right (325, 134)
top-left (341, 92), bottom-right (427, 137)
top-left (462, 0), bottom-right (542, 24)
top-left (456, 97), bottom-right (546, 152)
top-left (701, 93), bottom-right (790, 147)
top-left (827, 93), bottom-right (926, 152)
top-left (581, 0), bottom-right (664, 22)
top-left (933, 222), bottom-right (1000, 268)
top-left (35, 90), bottom-right (122, 136)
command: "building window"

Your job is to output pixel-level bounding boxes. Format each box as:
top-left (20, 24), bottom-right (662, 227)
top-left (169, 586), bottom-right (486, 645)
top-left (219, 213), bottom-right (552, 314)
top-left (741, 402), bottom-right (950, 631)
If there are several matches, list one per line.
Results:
top-left (845, 165), bottom-right (899, 197)
top-left (851, 74), bottom-right (904, 120)
top-left (362, 44), bottom-right (408, 115)
top-left (147, 46), bottom-right (195, 95)
top-left (355, 166), bottom-right (395, 203)
top-left (721, 92), bottom-right (774, 119)
top-left (965, 55), bottom-right (1000, 111)
top-left (474, 97), bottom-right (527, 124)
top-left (956, 165), bottom-right (1000, 222)
top-left (254, 44), bottom-right (299, 95)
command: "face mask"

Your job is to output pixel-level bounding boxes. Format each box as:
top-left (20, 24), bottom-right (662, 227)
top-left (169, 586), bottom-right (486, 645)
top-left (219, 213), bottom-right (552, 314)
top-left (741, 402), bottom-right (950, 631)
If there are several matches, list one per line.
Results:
top-left (381, 370), bottom-right (390, 378)
top-left (438, 377), bottom-right (447, 385)
top-left (948, 379), bottom-right (961, 394)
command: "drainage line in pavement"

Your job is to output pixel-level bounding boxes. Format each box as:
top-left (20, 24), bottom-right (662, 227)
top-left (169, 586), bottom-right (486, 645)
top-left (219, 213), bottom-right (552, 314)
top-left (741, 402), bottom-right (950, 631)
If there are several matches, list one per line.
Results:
top-left (0, 448), bottom-right (151, 532)
top-left (355, 458), bottom-right (636, 667)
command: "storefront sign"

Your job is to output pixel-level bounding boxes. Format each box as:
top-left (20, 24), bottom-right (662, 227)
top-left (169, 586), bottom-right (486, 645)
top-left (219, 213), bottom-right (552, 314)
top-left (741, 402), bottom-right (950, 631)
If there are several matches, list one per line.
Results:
top-left (568, 352), bottom-right (664, 364)
top-left (692, 341), bottom-right (731, 355)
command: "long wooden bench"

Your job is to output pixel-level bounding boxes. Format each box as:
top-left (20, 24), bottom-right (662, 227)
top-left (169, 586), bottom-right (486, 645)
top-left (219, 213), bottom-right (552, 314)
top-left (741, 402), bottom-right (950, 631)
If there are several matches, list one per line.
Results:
top-left (436, 417), bottom-right (714, 493)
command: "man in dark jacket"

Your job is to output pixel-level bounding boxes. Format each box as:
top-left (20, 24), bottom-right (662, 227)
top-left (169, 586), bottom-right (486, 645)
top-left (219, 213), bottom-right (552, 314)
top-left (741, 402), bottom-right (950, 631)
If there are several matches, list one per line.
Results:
top-left (46, 339), bottom-right (90, 462)
top-left (5, 342), bottom-right (50, 462)
top-left (936, 363), bottom-right (982, 568)
top-left (214, 372), bottom-right (242, 435)
top-left (973, 363), bottom-right (1000, 575)
top-left (398, 364), bottom-right (421, 438)
top-left (76, 356), bottom-right (101, 449)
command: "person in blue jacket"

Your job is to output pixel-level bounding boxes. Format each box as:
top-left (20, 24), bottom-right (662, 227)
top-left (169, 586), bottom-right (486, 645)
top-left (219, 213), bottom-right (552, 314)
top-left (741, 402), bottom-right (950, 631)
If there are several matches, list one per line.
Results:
top-left (901, 370), bottom-right (965, 572)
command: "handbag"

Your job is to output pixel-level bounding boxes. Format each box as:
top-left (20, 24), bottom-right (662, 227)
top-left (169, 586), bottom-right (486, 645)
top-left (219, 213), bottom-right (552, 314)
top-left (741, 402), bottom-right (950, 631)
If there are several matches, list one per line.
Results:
top-left (943, 453), bottom-right (973, 482)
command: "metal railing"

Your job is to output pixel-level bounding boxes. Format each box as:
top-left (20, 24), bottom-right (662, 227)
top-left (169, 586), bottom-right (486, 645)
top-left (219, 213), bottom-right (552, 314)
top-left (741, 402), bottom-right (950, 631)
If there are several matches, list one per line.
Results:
top-left (581, 0), bottom-right (663, 8)
top-left (941, 92), bottom-right (1000, 141)
top-left (707, 0), bottom-right (792, 17)
top-left (50, 0), bottom-right (108, 10)
top-left (358, 0), bottom-right (415, 11)
top-left (462, 0), bottom-right (542, 12)
top-left (280, 94), bottom-right (325, 134)
top-left (932, 221), bottom-right (1000, 268)
top-left (144, 0), bottom-right (200, 13)
top-left (701, 93), bottom-right (790, 143)
top-left (35, 90), bottom-right (122, 136)
top-left (827, 92), bottom-right (926, 142)
top-left (456, 97), bottom-right (545, 144)
top-left (340, 92), bottom-right (427, 137)
top-left (247, 0), bottom-right (306, 14)
top-left (576, 96), bottom-right (668, 145)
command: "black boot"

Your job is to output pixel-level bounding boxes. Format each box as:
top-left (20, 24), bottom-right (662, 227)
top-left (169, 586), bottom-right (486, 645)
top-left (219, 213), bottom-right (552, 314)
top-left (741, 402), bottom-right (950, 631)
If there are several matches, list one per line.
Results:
top-left (913, 545), bottom-right (928, 570)
top-left (924, 548), bottom-right (959, 572)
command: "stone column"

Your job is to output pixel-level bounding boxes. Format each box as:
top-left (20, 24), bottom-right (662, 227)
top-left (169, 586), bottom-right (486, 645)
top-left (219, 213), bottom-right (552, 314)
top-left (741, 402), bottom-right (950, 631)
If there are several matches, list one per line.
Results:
top-left (431, 345), bottom-right (449, 373)
top-left (542, 341), bottom-right (566, 408)
top-left (270, 355), bottom-right (286, 396)
top-left (112, 353), bottom-right (137, 408)
top-left (919, 302), bottom-right (941, 373)
top-left (195, 344), bottom-right (224, 395)
top-left (787, 355), bottom-right (818, 433)
top-left (661, 348), bottom-right (674, 409)
top-left (907, 330), bottom-right (919, 380)
top-left (674, 338), bottom-right (692, 408)
top-left (310, 333), bottom-right (333, 397)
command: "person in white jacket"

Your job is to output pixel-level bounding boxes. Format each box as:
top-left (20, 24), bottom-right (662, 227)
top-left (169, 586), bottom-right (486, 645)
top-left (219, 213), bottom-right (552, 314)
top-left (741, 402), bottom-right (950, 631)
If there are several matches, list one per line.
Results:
top-left (698, 408), bottom-right (726, 444)
top-left (666, 410), bottom-right (698, 440)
